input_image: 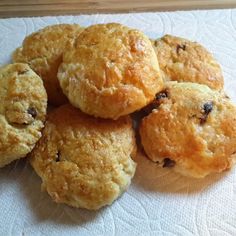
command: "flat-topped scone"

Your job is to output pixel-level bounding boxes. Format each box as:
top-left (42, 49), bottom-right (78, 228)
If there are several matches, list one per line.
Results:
top-left (0, 63), bottom-right (47, 167)
top-left (30, 104), bottom-right (137, 210)
top-left (140, 82), bottom-right (236, 178)
top-left (152, 35), bottom-right (224, 90)
top-left (12, 24), bottom-right (83, 106)
top-left (58, 23), bottom-right (163, 119)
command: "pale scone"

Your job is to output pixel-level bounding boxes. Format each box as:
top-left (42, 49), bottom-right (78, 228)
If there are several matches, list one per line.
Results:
top-left (152, 35), bottom-right (224, 90)
top-left (0, 63), bottom-right (47, 167)
top-left (58, 23), bottom-right (163, 119)
top-left (140, 82), bottom-right (236, 178)
top-left (30, 104), bottom-right (137, 210)
top-left (12, 24), bottom-right (83, 106)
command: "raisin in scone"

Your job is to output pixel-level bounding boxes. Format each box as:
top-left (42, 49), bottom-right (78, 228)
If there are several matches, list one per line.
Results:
top-left (140, 82), bottom-right (236, 178)
top-left (152, 35), bottom-right (224, 90)
top-left (0, 63), bottom-right (47, 167)
top-left (30, 104), bottom-right (136, 210)
top-left (12, 24), bottom-right (83, 106)
top-left (58, 23), bottom-right (163, 119)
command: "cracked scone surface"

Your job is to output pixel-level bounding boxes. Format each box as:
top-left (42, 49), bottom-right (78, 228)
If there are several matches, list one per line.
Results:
top-left (12, 24), bottom-right (83, 106)
top-left (30, 104), bottom-right (137, 210)
top-left (0, 63), bottom-right (47, 167)
top-left (152, 35), bottom-right (224, 90)
top-left (58, 23), bottom-right (163, 119)
top-left (140, 82), bottom-right (236, 178)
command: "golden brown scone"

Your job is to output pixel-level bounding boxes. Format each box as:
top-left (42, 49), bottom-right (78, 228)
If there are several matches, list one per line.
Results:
top-left (140, 82), bottom-right (236, 178)
top-left (152, 35), bottom-right (224, 90)
top-left (0, 63), bottom-right (47, 167)
top-left (30, 104), bottom-right (137, 210)
top-left (12, 24), bottom-right (83, 106)
top-left (58, 23), bottom-right (163, 119)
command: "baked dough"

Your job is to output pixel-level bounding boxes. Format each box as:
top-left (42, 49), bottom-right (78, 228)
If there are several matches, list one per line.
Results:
top-left (152, 35), bottom-right (224, 90)
top-left (58, 23), bottom-right (163, 119)
top-left (12, 24), bottom-right (83, 106)
top-left (30, 104), bottom-right (137, 210)
top-left (140, 82), bottom-right (236, 178)
top-left (0, 63), bottom-right (47, 167)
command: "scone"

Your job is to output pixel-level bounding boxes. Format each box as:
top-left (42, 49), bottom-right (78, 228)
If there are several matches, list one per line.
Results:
top-left (0, 63), bottom-right (47, 167)
top-left (152, 35), bottom-right (224, 90)
top-left (139, 82), bottom-right (236, 178)
top-left (58, 23), bottom-right (163, 119)
top-left (30, 104), bottom-right (137, 210)
top-left (12, 24), bottom-right (83, 106)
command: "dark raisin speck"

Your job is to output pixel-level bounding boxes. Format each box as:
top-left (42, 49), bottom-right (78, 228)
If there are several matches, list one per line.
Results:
top-left (176, 44), bottom-right (186, 54)
top-left (139, 90), bottom-right (169, 118)
top-left (163, 158), bottom-right (176, 168)
top-left (200, 102), bottom-right (213, 124)
top-left (155, 90), bottom-right (168, 100)
top-left (55, 151), bottom-right (61, 162)
top-left (203, 102), bottom-right (213, 115)
top-left (27, 107), bottom-right (37, 118)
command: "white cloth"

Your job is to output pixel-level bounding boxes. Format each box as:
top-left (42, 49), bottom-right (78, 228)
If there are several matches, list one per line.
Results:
top-left (0, 9), bottom-right (236, 236)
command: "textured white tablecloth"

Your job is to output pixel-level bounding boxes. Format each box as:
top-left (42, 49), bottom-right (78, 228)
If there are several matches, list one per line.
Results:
top-left (0, 9), bottom-right (236, 236)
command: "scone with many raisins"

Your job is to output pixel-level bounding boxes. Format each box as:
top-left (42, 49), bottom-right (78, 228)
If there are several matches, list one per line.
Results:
top-left (140, 82), bottom-right (236, 178)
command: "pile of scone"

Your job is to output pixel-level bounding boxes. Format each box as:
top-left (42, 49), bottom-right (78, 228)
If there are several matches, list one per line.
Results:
top-left (1, 23), bottom-right (236, 210)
